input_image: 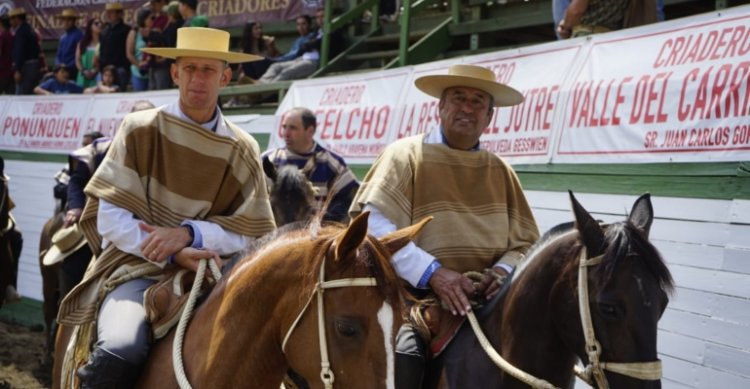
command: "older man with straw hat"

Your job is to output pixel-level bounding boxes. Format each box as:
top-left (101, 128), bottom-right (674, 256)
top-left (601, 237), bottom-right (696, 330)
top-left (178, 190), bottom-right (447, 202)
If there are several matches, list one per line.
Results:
top-left (57, 27), bottom-right (275, 388)
top-left (349, 63), bottom-right (540, 388)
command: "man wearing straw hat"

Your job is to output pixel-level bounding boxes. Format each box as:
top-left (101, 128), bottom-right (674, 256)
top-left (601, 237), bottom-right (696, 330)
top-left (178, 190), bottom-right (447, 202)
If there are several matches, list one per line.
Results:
top-left (8, 7), bottom-right (41, 94)
top-left (99, 2), bottom-right (131, 91)
top-left (54, 9), bottom-right (83, 81)
top-left (350, 64), bottom-right (540, 387)
top-left (57, 27), bottom-right (275, 388)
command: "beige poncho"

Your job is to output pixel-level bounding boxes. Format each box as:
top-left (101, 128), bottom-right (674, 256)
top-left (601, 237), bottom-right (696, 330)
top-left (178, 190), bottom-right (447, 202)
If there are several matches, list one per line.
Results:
top-left (351, 134), bottom-right (539, 274)
top-left (58, 108), bottom-right (276, 325)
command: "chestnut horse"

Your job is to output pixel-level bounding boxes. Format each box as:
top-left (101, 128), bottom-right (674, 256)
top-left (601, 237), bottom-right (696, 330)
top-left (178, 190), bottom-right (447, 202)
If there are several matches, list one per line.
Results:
top-left (54, 212), bottom-right (429, 388)
top-left (425, 192), bottom-right (673, 389)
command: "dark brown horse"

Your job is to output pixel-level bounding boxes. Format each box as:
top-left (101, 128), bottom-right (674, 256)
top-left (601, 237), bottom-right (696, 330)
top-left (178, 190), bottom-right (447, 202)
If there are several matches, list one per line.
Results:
top-left (426, 192), bottom-right (673, 389)
top-left (55, 212), bottom-right (430, 388)
top-left (263, 158), bottom-right (317, 227)
top-left (0, 174), bottom-right (14, 309)
top-left (39, 210), bottom-right (65, 353)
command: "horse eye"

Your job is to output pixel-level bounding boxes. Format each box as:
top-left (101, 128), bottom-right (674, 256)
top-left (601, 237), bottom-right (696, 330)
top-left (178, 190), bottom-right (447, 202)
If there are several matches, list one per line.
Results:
top-left (335, 320), bottom-right (359, 338)
top-left (597, 302), bottom-right (619, 319)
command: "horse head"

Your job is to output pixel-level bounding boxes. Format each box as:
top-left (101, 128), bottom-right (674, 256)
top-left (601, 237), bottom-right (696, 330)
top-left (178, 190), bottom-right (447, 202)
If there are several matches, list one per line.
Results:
top-left (263, 159), bottom-right (317, 226)
top-left (281, 212), bottom-right (432, 388)
top-left (143, 213), bottom-right (431, 388)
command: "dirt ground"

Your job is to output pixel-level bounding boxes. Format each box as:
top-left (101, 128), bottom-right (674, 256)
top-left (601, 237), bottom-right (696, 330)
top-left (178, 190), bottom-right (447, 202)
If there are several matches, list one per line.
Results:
top-left (0, 320), bottom-right (51, 389)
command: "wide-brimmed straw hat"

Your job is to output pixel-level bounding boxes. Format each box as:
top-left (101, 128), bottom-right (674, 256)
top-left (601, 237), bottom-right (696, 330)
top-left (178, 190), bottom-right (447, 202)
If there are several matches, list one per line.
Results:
top-left (414, 64), bottom-right (524, 107)
top-left (55, 9), bottom-right (80, 19)
top-left (105, 2), bottom-right (124, 11)
top-left (8, 8), bottom-right (26, 17)
top-left (42, 225), bottom-right (87, 266)
top-left (141, 27), bottom-right (262, 63)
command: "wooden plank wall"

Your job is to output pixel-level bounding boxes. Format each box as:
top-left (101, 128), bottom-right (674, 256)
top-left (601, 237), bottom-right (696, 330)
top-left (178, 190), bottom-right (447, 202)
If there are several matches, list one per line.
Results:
top-left (4, 159), bottom-right (749, 388)
top-left (525, 191), bottom-right (750, 389)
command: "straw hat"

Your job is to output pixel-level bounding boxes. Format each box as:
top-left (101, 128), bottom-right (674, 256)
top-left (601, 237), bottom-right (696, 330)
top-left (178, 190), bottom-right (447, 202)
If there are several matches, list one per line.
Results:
top-left (42, 225), bottom-right (87, 266)
top-left (8, 8), bottom-right (26, 17)
top-left (55, 9), bottom-right (80, 19)
top-left (141, 27), bottom-right (262, 63)
top-left (414, 64), bottom-right (524, 107)
top-left (105, 2), bottom-right (124, 11)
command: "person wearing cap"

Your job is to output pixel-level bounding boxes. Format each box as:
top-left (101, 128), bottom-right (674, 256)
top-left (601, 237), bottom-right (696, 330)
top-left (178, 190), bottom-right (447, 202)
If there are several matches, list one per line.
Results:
top-left (34, 64), bottom-right (84, 95)
top-left (99, 2), bottom-right (131, 91)
top-left (8, 8), bottom-right (41, 95)
top-left (178, 0), bottom-right (208, 27)
top-left (349, 64), bottom-right (540, 387)
top-left (56, 27), bottom-right (275, 388)
top-left (54, 9), bottom-right (83, 81)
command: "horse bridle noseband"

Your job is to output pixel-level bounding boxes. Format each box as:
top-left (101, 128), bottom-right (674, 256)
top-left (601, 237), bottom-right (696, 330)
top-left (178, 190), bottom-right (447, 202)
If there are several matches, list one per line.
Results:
top-left (281, 244), bottom-right (378, 389)
top-left (467, 246), bottom-right (663, 389)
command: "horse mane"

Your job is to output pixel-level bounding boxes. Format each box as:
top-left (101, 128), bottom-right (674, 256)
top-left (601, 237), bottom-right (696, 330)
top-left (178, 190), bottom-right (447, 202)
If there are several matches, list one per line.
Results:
top-left (225, 222), bottom-right (404, 308)
top-left (593, 221), bottom-right (674, 295)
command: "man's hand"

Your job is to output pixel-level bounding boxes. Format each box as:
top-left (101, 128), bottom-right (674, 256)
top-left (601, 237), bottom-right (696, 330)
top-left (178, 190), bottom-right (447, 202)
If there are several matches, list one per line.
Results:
top-left (428, 267), bottom-right (475, 316)
top-left (138, 222), bottom-right (192, 263)
top-left (63, 208), bottom-right (83, 227)
top-left (13, 71), bottom-right (21, 83)
top-left (476, 267), bottom-right (509, 301)
top-left (557, 21), bottom-right (572, 39)
top-left (172, 247), bottom-right (222, 273)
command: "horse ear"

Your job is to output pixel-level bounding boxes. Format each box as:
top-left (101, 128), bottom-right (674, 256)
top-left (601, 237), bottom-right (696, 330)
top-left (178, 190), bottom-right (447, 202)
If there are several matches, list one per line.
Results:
top-left (334, 211), bottom-right (369, 262)
top-left (262, 158), bottom-right (277, 181)
top-left (380, 216), bottom-right (433, 255)
top-left (569, 191), bottom-right (605, 256)
top-left (628, 193), bottom-right (653, 238)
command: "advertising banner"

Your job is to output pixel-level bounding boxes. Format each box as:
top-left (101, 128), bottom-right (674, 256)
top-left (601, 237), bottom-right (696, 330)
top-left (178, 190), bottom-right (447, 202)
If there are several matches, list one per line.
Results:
top-left (554, 9), bottom-right (750, 163)
top-left (270, 68), bottom-right (413, 164)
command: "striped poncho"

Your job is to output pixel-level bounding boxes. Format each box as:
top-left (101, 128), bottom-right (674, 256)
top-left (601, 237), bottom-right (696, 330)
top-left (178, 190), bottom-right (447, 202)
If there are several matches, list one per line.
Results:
top-left (350, 134), bottom-right (539, 274)
top-left (58, 107), bottom-right (276, 326)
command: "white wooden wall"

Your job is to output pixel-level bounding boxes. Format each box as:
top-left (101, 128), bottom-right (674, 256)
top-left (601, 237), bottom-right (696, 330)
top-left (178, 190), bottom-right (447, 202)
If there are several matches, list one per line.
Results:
top-left (525, 191), bottom-right (750, 389)
top-left (3, 159), bottom-right (749, 388)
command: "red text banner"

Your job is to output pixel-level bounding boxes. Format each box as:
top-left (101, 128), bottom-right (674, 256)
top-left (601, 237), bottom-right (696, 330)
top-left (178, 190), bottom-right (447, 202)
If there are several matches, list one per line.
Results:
top-left (0, 91), bottom-right (176, 153)
top-left (555, 9), bottom-right (750, 163)
top-left (270, 68), bottom-right (412, 164)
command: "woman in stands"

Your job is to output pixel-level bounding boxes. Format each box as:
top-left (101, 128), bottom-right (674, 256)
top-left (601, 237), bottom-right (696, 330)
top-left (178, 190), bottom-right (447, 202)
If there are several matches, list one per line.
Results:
top-left (76, 17), bottom-right (102, 88)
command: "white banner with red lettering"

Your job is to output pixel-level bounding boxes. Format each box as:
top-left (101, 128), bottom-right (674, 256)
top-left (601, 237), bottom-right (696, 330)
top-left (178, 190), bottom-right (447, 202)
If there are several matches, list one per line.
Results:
top-left (271, 5), bottom-right (750, 164)
top-left (0, 91), bottom-right (177, 153)
top-left (270, 68), bottom-right (413, 164)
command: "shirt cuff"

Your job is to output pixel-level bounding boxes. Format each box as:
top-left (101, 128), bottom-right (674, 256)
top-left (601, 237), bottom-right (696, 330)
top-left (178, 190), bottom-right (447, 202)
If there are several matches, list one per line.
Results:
top-left (417, 260), bottom-right (442, 289)
top-left (493, 262), bottom-right (514, 275)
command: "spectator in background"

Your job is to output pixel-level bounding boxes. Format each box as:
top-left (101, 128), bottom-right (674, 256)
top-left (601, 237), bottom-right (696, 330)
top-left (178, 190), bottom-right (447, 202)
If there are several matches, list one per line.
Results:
top-left (178, 0), bottom-right (208, 27)
top-left (0, 16), bottom-right (13, 95)
top-left (9, 7), bottom-right (41, 95)
top-left (552, 0), bottom-right (569, 39)
top-left (55, 9), bottom-right (83, 81)
top-left (557, 0), bottom-right (628, 39)
top-left (99, 2), bottom-right (131, 92)
top-left (76, 17), bottom-right (102, 88)
top-left (147, 0), bottom-right (176, 90)
top-left (126, 8), bottom-right (152, 92)
top-left (238, 21), bottom-right (279, 81)
top-left (34, 64), bottom-right (84, 95)
top-left (258, 15), bottom-right (315, 83)
top-left (84, 65), bottom-right (120, 93)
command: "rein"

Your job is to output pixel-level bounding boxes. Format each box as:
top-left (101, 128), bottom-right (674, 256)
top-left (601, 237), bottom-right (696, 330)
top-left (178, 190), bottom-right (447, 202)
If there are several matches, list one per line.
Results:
top-left (173, 258), bottom-right (223, 389)
top-left (466, 247), bottom-right (662, 388)
top-left (280, 243), bottom-right (377, 389)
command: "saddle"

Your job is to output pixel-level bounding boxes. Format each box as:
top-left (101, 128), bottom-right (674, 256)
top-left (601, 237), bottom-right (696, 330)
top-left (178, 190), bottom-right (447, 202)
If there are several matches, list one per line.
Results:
top-left (415, 269), bottom-right (513, 357)
top-left (143, 267), bottom-right (217, 339)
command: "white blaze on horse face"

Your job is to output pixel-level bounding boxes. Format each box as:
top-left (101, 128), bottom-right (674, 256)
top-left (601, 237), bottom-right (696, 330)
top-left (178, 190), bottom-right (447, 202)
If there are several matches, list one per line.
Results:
top-left (377, 301), bottom-right (396, 389)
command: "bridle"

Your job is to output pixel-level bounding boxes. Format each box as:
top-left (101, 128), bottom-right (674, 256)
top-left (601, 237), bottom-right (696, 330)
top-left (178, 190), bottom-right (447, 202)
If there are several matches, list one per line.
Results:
top-left (467, 246), bottom-right (663, 388)
top-left (573, 247), bottom-right (662, 388)
top-left (281, 241), bottom-right (380, 389)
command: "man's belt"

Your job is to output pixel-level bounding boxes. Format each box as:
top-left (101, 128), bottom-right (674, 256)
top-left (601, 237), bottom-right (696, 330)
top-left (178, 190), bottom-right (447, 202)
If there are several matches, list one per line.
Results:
top-left (572, 24), bottom-right (611, 37)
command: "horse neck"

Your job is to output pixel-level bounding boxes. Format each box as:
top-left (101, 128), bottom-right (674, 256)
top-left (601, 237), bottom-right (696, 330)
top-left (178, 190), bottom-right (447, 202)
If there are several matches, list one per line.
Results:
top-left (185, 241), bottom-right (322, 387)
top-left (499, 237), bottom-right (579, 386)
